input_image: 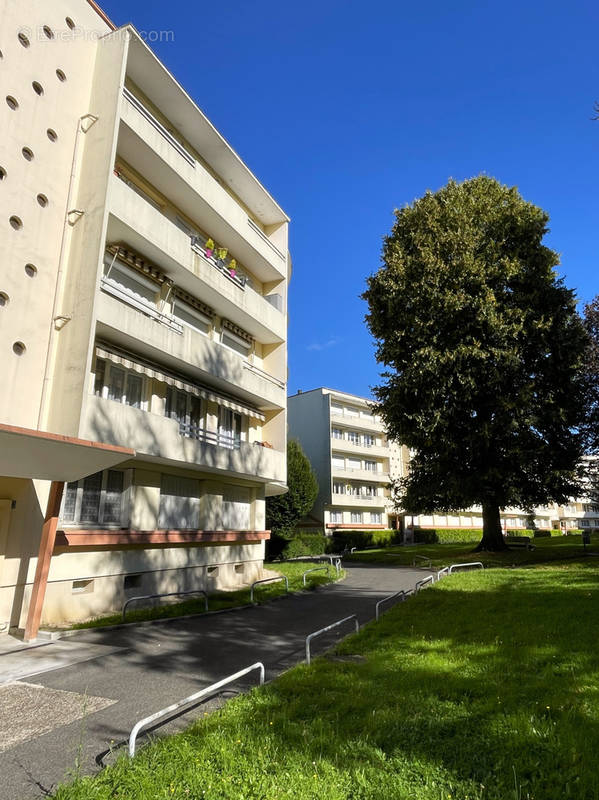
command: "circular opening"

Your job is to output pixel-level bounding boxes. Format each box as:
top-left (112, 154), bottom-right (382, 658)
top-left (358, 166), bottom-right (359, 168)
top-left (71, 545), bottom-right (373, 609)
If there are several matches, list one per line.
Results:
top-left (13, 342), bottom-right (26, 356)
top-left (36, 194), bottom-right (48, 208)
top-left (32, 81), bottom-right (44, 96)
top-left (9, 216), bottom-right (23, 230)
top-left (43, 25), bottom-right (54, 40)
top-left (22, 147), bottom-right (34, 162)
top-left (65, 17), bottom-right (75, 30)
top-left (0, 167), bottom-right (6, 181)
top-left (47, 128), bottom-right (58, 142)
top-left (0, 292), bottom-right (9, 307)
top-left (18, 32), bottom-right (30, 48)
top-left (56, 69), bottom-right (66, 82)
top-left (6, 96), bottom-right (18, 110)
top-left (25, 263), bottom-right (37, 277)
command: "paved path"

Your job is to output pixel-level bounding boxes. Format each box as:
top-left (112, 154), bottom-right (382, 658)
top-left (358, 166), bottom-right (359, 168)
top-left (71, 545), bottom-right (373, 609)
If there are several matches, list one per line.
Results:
top-left (0, 564), bottom-right (431, 799)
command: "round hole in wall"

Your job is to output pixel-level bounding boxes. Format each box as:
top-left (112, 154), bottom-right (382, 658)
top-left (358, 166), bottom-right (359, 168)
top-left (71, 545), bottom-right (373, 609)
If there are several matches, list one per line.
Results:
top-left (56, 68), bottom-right (66, 82)
top-left (13, 341), bottom-right (26, 356)
top-left (18, 32), bottom-right (30, 48)
top-left (22, 147), bottom-right (34, 161)
top-left (43, 25), bottom-right (54, 40)
top-left (9, 215), bottom-right (23, 230)
top-left (25, 263), bottom-right (37, 277)
top-left (36, 194), bottom-right (48, 208)
top-left (0, 293), bottom-right (9, 307)
top-left (6, 96), bottom-right (18, 110)
top-left (0, 167), bottom-right (6, 180)
top-left (65, 17), bottom-right (76, 30)
top-left (47, 128), bottom-right (58, 142)
top-left (32, 81), bottom-right (44, 96)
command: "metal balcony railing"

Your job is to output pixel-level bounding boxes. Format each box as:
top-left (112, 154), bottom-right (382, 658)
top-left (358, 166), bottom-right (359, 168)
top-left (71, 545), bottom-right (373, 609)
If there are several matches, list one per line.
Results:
top-left (176, 422), bottom-right (241, 450)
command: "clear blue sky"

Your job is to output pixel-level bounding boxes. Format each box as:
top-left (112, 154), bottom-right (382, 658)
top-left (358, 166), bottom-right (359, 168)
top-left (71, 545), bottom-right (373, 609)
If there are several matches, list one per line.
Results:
top-left (102, 0), bottom-right (599, 399)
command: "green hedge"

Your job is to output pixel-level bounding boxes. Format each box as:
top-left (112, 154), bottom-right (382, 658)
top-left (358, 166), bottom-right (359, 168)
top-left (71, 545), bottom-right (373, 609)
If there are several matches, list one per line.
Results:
top-left (331, 529), bottom-right (401, 551)
top-left (266, 531), bottom-right (328, 561)
top-left (414, 528), bottom-right (482, 544)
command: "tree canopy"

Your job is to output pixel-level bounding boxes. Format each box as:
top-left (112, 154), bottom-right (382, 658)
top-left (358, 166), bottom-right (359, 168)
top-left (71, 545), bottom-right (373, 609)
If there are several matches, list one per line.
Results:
top-left (363, 176), bottom-right (589, 550)
top-left (266, 439), bottom-right (319, 535)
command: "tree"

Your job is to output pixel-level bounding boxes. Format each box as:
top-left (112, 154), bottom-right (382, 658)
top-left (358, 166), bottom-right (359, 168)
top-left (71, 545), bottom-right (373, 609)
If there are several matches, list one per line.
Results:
top-left (266, 439), bottom-right (318, 535)
top-left (582, 296), bottom-right (599, 498)
top-left (363, 176), bottom-right (589, 551)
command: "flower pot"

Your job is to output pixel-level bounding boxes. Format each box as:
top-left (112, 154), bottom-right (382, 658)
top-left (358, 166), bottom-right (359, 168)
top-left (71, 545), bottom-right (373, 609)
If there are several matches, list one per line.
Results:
top-left (205, 248), bottom-right (213, 258)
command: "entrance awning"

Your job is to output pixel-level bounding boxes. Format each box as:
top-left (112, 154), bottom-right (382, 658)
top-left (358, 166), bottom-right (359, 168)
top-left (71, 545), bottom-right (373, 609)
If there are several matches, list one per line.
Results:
top-left (0, 424), bottom-right (135, 482)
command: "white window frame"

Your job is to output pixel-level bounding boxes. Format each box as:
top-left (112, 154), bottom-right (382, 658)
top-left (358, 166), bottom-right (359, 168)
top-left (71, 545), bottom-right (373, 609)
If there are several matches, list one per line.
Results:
top-left (60, 469), bottom-right (131, 527)
top-left (351, 511), bottom-right (362, 524)
top-left (94, 358), bottom-right (148, 411)
top-left (370, 512), bottom-right (382, 524)
top-left (332, 428), bottom-right (343, 439)
top-left (346, 431), bottom-right (360, 444)
top-left (330, 510), bottom-right (342, 524)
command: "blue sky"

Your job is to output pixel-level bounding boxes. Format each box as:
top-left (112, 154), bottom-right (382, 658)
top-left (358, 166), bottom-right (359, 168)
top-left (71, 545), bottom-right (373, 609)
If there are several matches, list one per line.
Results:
top-left (102, 0), bottom-right (599, 399)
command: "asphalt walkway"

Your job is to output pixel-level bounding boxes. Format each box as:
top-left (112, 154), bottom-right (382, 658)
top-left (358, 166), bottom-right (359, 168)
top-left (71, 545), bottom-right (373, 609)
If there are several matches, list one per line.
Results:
top-left (0, 563), bottom-right (431, 799)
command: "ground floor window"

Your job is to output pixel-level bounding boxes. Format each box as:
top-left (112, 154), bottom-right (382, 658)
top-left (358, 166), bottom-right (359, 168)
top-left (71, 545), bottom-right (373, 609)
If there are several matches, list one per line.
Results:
top-left (351, 511), bottom-right (362, 524)
top-left (222, 486), bottom-right (250, 529)
top-left (371, 512), bottom-right (382, 524)
top-left (61, 469), bottom-right (128, 526)
top-left (330, 510), bottom-right (342, 524)
top-left (158, 474), bottom-right (200, 529)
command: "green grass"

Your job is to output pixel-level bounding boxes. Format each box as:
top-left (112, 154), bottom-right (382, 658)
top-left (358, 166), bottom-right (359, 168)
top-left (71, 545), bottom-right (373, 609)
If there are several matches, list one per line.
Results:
top-left (65, 562), bottom-right (342, 630)
top-left (53, 563), bottom-right (599, 800)
top-left (345, 532), bottom-right (599, 569)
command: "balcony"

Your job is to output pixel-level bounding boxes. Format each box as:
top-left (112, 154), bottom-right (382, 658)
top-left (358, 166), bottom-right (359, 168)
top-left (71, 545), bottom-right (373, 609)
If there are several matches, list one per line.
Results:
top-left (330, 494), bottom-right (388, 508)
top-left (330, 411), bottom-right (383, 433)
top-left (107, 174), bottom-right (285, 345)
top-left (95, 291), bottom-right (286, 411)
top-left (118, 91), bottom-right (287, 282)
top-left (330, 437), bottom-right (388, 457)
top-left (331, 467), bottom-right (390, 484)
top-left (80, 395), bottom-right (285, 486)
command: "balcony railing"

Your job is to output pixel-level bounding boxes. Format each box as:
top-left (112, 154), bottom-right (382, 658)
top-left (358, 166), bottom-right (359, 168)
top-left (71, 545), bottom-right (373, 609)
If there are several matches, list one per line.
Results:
top-left (191, 235), bottom-right (250, 290)
top-left (177, 422), bottom-right (241, 450)
top-left (100, 275), bottom-right (183, 334)
top-left (123, 87), bottom-right (195, 167)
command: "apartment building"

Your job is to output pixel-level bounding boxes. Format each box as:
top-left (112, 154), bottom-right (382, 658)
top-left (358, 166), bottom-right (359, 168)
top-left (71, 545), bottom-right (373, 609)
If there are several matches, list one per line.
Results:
top-left (288, 388), bottom-right (409, 530)
top-left (0, 0), bottom-right (290, 635)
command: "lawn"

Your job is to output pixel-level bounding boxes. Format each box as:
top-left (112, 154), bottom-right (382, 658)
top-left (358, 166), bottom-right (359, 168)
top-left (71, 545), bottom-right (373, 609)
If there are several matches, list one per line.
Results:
top-left (53, 563), bottom-right (599, 800)
top-left (65, 561), bottom-right (342, 630)
top-left (344, 532), bottom-right (599, 570)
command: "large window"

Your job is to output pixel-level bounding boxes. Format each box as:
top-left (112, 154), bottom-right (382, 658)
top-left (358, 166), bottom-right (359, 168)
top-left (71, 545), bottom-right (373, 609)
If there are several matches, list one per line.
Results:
top-left (363, 434), bottom-right (375, 447)
top-left (365, 460), bottom-right (377, 472)
top-left (166, 387), bottom-right (204, 440)
top-left (221, 328), bottom-right (251, 358)
top-left (94, 358), bottom-right (145, 410)
top-left (333, 482), bottom-right (345, 495)
top-left (222, 486), bottom-right (250, 529)
top-left (371, 512), bottom-right (382, 524)
top-left (102, 257), bottom-right (160, 314)
top-left (332, 428), bottom-right (343, 439)
top-left (158, 474), bottom-right (200, 529)
top-left (172, 299), bottom-right (211, 335)
top-left (218, 407), bottom-right (242, 449)
top-left (61, 470), bottom-right (127, 526)
top-left (330, 510), bottom-right (342, 524)
top-left (347, 431), bottom-right (359, 444)
top-left (351, 511), bottom-right (362, 524)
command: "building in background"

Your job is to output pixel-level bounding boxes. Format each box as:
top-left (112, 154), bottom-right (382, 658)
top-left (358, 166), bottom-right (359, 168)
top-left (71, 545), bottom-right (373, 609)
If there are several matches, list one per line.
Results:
top-left (0, 0), bottom-right (289, 633)
top-left (289, 388), bottom-right (596, 536)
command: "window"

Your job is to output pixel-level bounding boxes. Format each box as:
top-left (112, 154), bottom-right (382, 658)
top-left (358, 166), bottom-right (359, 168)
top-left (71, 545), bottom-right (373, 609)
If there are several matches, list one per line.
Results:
top-left (331, 403), bottom-right (343, 415)
top-left (351, 511), bottom-right (362, 524)
top-left (95, 358), bottom-right (146, 410)
top-left (61, 469), bottom-right (127, 526)
top-left (332, 428), bottom-right (343, 439)
top-left (371, 512), bottom-right (382, 524)
top-left (158, 474), bottom-right (200, 529)
top-left (172, 299), bottom-right (211, 335)
top-left (219, 407), bottom-right (243, 449)
top-left (347, 431), bottom-right (359, 444)
top-left (222, 486), bottom-right (250, 529)
top-left (348, 458), bottom-right (361, 470)
top-left (166, 387), bottom-right (203, 440)
top-left (332, 455), bottom-right (345, 469)
top-left (365, 460), bottom-right (377, 472)
top-left (581, 519), bottom-right (590, 527)
top-left (363, 434), bottom-right (375, 447)
top-left (345, 406), bottom-right (359, 418)
top-left (330, 510), bottom-right (342, 524)
top-left (102, 257), bottom-right (159, 315)
top-left (333, 482), bottom-right (345, 495)
top-left (221, 328), bottom-right (251, 358)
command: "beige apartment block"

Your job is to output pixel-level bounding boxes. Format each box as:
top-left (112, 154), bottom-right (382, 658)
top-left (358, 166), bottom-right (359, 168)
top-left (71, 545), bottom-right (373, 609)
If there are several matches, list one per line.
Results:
top-left (0, 0), bottom-right (290, 633)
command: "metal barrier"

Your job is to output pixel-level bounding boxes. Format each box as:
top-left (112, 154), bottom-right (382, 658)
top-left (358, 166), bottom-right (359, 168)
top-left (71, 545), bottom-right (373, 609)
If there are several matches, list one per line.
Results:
top-left (412, 554), bottom-right (433, 568)
top-left (250, 575), bottom-right (289, 603)
top-left (448, 562), bottom-right (484, 574)
top-left (375, 591), bottom-right (406, 621)
top-left (436, 567), bottom-right (449, 581)
top-left (122, 590), bottom-right (208, 622)
top-left (305, 615), bottom-right (359, 665)
top-left (414, 575), bottom-right (434, 592)
top-left (302, 566), bottom-right (330, 585)
top-left (128, 662), bottom-right (265, 756)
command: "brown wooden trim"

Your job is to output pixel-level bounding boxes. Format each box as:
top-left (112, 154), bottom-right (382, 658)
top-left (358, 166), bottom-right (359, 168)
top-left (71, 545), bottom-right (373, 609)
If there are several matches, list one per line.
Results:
top-left (24, 482), bottom-right (64, 641)
top-left (0, 423), bottom-right (134, 456)
top-left (54, 529), bottom-right (271, 548)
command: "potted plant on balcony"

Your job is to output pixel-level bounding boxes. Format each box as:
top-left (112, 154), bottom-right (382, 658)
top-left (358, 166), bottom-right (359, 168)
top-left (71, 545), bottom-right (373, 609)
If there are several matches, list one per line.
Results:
top-left (228, 258), bottom-right (237, 277)
top-left (204, 238), bottom-right (215, 258)
top-left (216, 246), bottom-right (228, 262)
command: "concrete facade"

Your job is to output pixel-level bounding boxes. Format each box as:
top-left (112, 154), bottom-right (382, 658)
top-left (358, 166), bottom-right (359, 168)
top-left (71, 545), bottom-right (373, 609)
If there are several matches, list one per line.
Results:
top-left (0, 1), bottom-right (289, 630)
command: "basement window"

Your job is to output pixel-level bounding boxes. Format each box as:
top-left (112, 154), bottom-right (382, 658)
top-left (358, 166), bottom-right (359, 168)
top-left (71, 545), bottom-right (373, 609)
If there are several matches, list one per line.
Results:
top-left (207, 566), bottom-right (219, 576)
top-left (124, 574), bottom-right (142, 591)
top-left (72, 580), bottom-right (94, 594)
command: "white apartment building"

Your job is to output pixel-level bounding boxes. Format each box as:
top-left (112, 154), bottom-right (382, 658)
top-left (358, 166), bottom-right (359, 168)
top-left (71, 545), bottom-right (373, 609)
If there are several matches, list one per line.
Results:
top-left (288, 388), bottom-right (409, 531)
top-left (0, 0), bottom-right (290, 636)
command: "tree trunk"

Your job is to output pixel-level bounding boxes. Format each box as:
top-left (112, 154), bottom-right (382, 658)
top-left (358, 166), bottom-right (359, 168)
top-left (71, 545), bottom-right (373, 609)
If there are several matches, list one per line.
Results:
top-left (475, 502), bottom-right (508, 551)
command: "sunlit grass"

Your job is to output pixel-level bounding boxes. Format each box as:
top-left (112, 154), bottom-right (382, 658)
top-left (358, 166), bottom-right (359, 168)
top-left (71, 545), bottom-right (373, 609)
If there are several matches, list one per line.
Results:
top-left (53, 565), bottom-right (599, 799)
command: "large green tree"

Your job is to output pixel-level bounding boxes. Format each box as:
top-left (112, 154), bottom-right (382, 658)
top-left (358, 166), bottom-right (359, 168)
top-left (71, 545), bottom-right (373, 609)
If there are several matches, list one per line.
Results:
top-left (363, 176), bottom-right (588, 551)
top-left (583, 295), bottom-right (599, 498)
top-left (266, 439), bottom-right (319, 535)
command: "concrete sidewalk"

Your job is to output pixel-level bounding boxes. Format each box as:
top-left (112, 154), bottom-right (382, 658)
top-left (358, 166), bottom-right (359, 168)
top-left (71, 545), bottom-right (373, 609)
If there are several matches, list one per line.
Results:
top-left (0, 563), bottom-right (431, 800)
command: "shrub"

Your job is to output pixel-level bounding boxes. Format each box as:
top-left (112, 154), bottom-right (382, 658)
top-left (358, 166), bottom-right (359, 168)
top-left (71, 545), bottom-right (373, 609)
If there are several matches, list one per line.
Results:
top-left (331, 529), bottom-right (400, 551)
top-left (533, 530), bottom-right (551, 538)
top-left (266, 531), bottom-right (327, 561)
